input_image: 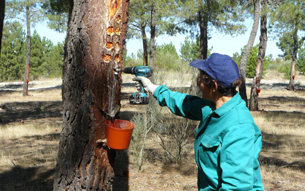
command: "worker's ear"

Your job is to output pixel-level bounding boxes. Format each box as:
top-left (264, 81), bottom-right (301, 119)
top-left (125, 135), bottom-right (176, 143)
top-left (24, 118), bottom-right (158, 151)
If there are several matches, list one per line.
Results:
top-left (212, 80), bottom-right (218, 92)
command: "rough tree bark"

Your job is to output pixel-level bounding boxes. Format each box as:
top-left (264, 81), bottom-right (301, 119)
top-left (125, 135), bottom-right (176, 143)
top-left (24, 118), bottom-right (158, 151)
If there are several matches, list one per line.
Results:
top-left (0, 0), bottom-right (5, 53)
top-left (23, 5), bottom-right (31, 96)
top-left (140, 16), bottom-right (148, 66)
top-left (239, 0), bottom-right (260, 106)
top-left (190, 3), bottom-right (208, 95)
top-left (149, 2), bottom-right (155, 69)
top-left (249, 2), bottom-right (267, 111)
top-left (198, 8), bottom-right (208, 60)
top-left (288, 29), bottom-right (298, 91)
top-left (53, 0), bottom-right (129, 190)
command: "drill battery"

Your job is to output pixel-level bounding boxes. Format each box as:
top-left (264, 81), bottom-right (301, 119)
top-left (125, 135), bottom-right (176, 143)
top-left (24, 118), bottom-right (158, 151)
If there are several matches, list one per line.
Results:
top-left (129, 92), bottom-right (149, 104)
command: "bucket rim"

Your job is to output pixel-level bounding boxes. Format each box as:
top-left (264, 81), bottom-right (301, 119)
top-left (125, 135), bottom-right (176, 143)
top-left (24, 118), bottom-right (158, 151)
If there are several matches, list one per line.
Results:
top-left (105, 119), bottom-right (135, 131)
top-left (106, 125), bottom-right (134, 131)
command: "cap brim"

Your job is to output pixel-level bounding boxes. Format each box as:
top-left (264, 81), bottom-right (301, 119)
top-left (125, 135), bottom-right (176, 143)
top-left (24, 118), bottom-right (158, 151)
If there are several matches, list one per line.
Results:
top-left (189, 59), bottom-right (206, 71)
top-left (189, 59), bottom-right (216, 81)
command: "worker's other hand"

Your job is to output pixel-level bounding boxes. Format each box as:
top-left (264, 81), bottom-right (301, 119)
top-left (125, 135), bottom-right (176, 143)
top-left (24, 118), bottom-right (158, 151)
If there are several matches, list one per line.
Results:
top-left (132, 76), bottom-right (159, 94)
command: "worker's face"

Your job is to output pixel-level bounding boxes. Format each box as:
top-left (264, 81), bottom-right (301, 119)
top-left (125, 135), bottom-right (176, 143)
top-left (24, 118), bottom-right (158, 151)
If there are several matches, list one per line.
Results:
top-left (198, 71), bottom-right (217, 101)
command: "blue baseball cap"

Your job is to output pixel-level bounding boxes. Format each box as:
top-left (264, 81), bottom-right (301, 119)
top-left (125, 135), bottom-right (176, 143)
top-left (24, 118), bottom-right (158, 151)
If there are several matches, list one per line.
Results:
top-left (189, 53), bottom-right (241, 88)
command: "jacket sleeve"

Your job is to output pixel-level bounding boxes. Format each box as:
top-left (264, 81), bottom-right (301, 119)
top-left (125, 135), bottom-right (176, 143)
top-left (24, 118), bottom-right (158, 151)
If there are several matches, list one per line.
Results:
top-left (153, 85), bottom-right (214, 120)
top-left (219, 123), bottom-right (256, 191)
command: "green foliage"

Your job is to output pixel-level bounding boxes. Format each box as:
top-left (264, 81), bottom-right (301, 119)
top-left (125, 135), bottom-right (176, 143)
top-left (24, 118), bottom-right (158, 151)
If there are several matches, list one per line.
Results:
top-left (127, 0), bottom-right (178, 40)
top-left (268, 57), bottom-right (291, 79)
top-left (5, 0), bottom-right (46, 24)
top-left (179, 36), bottom-right (213, 63)
top-left (0, 22), bottom-right (26, 81)
top-left (156, 42), bottom-right (179, 59)
top-left (42, 0), bottom-right (69, 32)
top-left (268, 57), bottom-right (283, 70)
top-left (270, 0), bottom-right (305, 34)
top-left (297, 45), bottom-right (305, 74)
top-left (179, 37), bottom-right (199, 63)
top-left (29, 31), bottom-right (64, 79)
top-left (0, 22), bottom-right (64, 81)
top-left (232, 52), bottom-right (241, 67)
top-left (233, 44), bottom-right (271, 78)
top-left (278, 61), bottom-right (291, 79)
top-left (124, 41), bottom-right (182, 69)
top-left (179, 0), bottom-right (247, 38)
top-left (276, 31), bottom-right (304, 60)
top-left (154, 42), bottom-right (182, 69)
top-left (246, 44), bottom-right (259, 78)
top-left (263, 54), bottom-right (273, 73)
top-left (41, 42), bottom-right (64, 78)
top-left (123, 50), bottom-right (144, 67)
top-left (270, 0), bottom-right (305, 64)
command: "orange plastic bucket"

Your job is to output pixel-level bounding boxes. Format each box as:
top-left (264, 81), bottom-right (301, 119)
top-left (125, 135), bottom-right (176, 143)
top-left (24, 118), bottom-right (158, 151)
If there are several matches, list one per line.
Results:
top-left (105, 119), bottom-right (135, 150)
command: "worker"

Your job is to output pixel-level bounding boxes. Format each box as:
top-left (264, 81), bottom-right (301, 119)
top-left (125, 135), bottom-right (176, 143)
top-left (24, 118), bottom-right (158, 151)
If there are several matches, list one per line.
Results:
top-left (133, 53), bottom-right (264, 191)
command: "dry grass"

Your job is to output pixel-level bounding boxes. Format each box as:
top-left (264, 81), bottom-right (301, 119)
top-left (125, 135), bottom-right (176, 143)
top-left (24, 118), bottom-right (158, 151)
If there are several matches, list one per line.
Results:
top-left (0, 70), bottom-right (305, 190)
top-left (253, 112), bottom-right (305, 190)
top-left (0, 123), bottom-right (60, 167)
top-left (0, 123), bottom-right (60, 140)
top-left (0, 89), bottom-right (62, 105)
top-left (0, 87), bottom-right (62, 190)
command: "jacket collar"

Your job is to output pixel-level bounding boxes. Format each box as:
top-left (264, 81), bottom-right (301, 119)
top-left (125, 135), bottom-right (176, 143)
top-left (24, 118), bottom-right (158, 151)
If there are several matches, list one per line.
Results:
top-left (213, 92), bottom-right (243, 117)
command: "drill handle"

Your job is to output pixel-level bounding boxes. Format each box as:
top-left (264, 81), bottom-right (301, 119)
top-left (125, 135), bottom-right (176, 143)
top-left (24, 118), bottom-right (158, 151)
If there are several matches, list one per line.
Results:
top-left (137, 81), bottom-right (146, 93)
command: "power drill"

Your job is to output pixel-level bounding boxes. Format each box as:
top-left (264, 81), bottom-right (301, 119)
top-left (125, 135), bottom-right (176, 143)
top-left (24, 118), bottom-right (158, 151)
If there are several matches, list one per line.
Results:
top-left (122, 66), bottom-right (153, 104)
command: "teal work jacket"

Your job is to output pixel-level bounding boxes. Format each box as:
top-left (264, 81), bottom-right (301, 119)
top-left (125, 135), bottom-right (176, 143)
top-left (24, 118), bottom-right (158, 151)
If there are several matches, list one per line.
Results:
top-left (153, 85), bottom-right (264, 191)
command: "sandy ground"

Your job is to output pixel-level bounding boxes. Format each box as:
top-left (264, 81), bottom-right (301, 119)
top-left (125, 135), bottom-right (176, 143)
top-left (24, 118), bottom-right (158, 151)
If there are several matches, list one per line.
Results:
top-left (0, 71), bottom-right (305, 190)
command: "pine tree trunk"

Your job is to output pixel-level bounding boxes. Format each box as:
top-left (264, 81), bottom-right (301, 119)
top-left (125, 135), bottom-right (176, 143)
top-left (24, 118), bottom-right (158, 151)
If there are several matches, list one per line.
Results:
top-left (53, 0), bottom-right (129, 190)
top-left (239, 0), bottom-right (260, 106)
top-left (198, 8), bottom-right (208, 60)
top-left (288, 29), bottom-right (298, 91)
top-left (149, 2), bottom-right (155, 69)
top-left (141, 18), bottom-right (148, 66)
top-left (23, 5), bottom-right (31, 96)
top-left (191, 6), bottom-right (208, 94)
top-left (0, 0), bottom-right (5, 53)
top-left (249, 6), bottom-right (267, 111)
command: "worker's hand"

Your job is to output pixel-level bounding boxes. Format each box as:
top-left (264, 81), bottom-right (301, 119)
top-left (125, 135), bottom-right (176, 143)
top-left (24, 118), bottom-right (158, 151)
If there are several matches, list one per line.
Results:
top-left (132, 76), bottom-right (159, 94)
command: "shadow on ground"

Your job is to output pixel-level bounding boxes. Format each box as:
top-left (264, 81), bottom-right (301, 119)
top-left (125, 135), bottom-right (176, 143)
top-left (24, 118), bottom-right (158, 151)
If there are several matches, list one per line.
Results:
top-left (111, 111), bottom-right (135, 191)
top-left (0, 132), bottom-right (60, 191)
top-left (257, 109), bottom-right (305, 173)
top-left (246, 82), bottom-right (305, 90)
top-left (0, 101), bottom-right (62, 124)
top-left (259, 154), bottom-right (305, 173)
top-left (0, 166), bottom-right (55, 191)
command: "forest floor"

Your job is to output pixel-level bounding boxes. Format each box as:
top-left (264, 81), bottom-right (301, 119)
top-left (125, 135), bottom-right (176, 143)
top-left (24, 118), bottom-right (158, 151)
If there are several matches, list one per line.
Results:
top-left (0, 70), bottom-right (305, 191)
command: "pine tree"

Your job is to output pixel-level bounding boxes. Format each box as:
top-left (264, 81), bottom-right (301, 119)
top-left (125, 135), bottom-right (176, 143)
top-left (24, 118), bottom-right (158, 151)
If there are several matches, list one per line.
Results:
top-left (0, 23), bottom-right (64, 81)
top-left (30, 30), bottom-right (45, 78)
top-left (53, 0), bottom-right (129, 189)
top-left (239, 0), bottom-right (260, 105)
top-left (297, 45), bottom-right (305, 74)
top-left (42, 0), bottom-right (69, 32)
top-left (271, 0), bottom-right (305, 91)
top-left (5, 0), bottom-right (46, 95)
top-left (177, 0), bottom-right (247, 59)
top-left (0, 21), bottom-right (26, 81)
top-left (127, 0), bottom-right (177, 66)
top-left (41, 42), bottom-right (64, 78)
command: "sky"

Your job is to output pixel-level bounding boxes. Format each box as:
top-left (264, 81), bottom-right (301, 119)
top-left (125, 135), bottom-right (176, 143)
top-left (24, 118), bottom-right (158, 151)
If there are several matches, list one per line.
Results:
top-left (35, 19), bottom-right (282, 59)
